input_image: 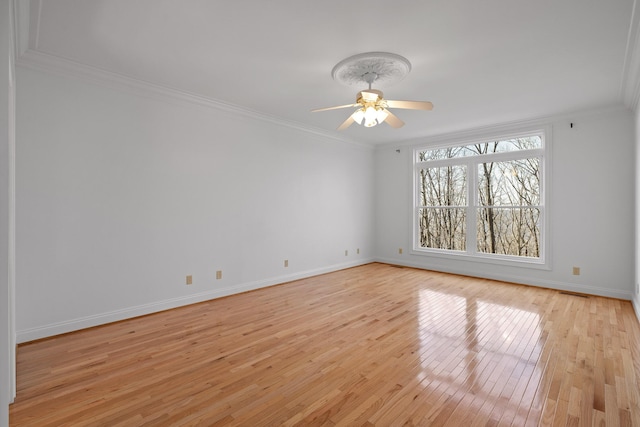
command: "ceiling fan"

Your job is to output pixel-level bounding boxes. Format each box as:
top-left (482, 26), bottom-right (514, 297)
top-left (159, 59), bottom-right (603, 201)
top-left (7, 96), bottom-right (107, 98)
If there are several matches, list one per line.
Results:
top-left (312, 52), bottom-right (433, 130)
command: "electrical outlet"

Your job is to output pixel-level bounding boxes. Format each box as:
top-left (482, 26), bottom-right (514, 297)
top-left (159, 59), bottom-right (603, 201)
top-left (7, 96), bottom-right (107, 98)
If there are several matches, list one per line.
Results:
top-left (399, 248), bottom-right (403, 255)
top-left (357, 248), bottom-right (360, 254)
top-left (216, 270), bottom-right (222, 280)
top-left (572, 267), bottom-right (580, 276)
top-left (284, 259), bottom-right (288, 267)
top-left (186, 275), bottom-right (192, 285)
top-left (345, 250), bottom-right (348, 256)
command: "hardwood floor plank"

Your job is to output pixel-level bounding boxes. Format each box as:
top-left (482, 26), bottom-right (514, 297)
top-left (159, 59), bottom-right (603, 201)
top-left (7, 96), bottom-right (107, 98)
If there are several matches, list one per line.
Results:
top-left (9, 263), bottom-right (640, 426)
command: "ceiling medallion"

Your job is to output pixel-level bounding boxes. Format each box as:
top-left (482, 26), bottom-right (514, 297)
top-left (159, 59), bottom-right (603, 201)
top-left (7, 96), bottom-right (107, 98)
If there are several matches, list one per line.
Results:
top-left (331, 52), bottom-right (412, 87)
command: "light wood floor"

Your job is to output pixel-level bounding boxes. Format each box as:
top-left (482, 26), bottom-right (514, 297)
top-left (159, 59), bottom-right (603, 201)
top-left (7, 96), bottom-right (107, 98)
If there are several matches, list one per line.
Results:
top-left (9, 263), bottom-right (640, 426)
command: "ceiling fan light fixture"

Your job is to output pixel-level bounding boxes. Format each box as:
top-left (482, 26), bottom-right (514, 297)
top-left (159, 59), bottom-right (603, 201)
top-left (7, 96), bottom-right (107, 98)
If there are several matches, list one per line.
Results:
top-left (363, 106), bottom-right (378, 127)
top-left (355, 106), bottom-right (388, 128)
top-left (376, 108), bottom-right (389, 123)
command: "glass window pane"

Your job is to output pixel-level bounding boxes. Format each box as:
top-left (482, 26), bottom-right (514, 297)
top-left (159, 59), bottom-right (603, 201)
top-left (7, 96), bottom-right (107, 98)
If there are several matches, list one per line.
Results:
top-left (418, 207), bottom-right (466, 250)
top-left (477, 158), bottom-right (540, 207)
top-left (463, 137), bottom-right (542, 156)
top-left (418, 165), bottom-right (467, 207)
top-left (417, 146), bottom-right (477, 161)
top-left (417, 136), bottom-right (542, 162)
top-left (477, 207), bottom-right (540, 257)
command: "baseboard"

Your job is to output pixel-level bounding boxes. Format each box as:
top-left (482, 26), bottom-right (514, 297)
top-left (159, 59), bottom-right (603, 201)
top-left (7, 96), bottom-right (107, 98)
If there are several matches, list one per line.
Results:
top-left (16, 258), bottom-right (374, 343)
top-left (633, 294), bottom-right (640, 324)
top-left (374, 256), bottom-right (634, 301)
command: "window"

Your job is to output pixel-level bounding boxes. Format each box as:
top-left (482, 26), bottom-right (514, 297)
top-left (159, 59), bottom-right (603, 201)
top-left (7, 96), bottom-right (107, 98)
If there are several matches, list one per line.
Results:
top-left (414, 130), bottom-right (548, 266)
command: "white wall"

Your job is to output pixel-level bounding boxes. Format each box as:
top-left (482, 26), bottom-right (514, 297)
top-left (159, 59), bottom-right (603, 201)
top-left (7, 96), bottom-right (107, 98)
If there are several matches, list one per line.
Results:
top-left (16, 66), bottom-right (375, 342)
top-left (14, 59), bottom-right (639, 344)
top-left (635, 105), bottom-right (640, 319)
top-left (1, 0), bottom-right (15, 423)
top-left (375, 107), bottom-right (636, 300)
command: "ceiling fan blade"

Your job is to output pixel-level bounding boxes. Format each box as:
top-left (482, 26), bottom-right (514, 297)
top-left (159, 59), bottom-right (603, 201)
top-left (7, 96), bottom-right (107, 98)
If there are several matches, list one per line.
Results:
top-left (385, 100), bottom-right (434, 110)
top-left (337, 112), bottom-right (357, 130)
top-left (312, 104), bottom-right (358, 112)
top-left (383, 109), bottom-right (405, 128)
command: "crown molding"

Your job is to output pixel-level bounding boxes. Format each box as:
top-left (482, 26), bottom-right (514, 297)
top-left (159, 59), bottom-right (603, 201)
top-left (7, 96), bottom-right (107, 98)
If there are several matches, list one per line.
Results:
top-left (16, 48), bottom-right (373, 149)
top-left (621, 0), bottom-right (640, 110)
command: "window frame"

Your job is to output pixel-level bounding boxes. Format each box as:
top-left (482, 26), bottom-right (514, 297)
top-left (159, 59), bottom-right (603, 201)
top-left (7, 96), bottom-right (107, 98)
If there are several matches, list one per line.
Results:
top-left (412, 127), bottom-right (551, 270)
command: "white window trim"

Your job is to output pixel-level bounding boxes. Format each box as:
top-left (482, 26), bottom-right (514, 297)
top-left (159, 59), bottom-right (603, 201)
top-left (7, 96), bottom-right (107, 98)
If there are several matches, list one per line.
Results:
top-left (411, 126), bottom-right (552, 270)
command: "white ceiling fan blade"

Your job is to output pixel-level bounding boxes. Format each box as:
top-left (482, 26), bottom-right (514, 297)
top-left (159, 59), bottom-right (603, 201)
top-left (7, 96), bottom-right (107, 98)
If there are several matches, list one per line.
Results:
top-left (385, 100), bottom-right (434, 110)
top-left (337, 111), bottom-right (361, 130)
top-left (383, 109), bottom-right (405, 128)
top-left (312, 103), bottom-right (358, 112)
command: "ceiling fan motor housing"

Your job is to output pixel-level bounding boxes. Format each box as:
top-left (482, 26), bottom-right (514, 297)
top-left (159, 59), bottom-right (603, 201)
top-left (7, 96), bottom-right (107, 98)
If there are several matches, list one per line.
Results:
top-left (357, 89), bottom-right (383, 104)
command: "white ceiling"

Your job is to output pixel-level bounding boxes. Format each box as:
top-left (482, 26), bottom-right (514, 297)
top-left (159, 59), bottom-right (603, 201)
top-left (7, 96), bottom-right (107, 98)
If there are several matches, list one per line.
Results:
top-left (17, 0), bottom-right (640, 145)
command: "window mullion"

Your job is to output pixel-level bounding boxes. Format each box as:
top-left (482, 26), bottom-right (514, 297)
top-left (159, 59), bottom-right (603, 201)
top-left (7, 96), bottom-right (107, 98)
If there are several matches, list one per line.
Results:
top-left (466, 159), bottom-right (476, 255)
